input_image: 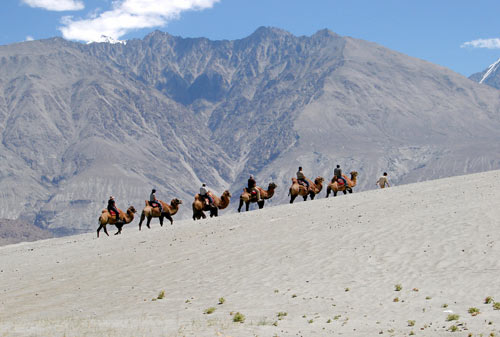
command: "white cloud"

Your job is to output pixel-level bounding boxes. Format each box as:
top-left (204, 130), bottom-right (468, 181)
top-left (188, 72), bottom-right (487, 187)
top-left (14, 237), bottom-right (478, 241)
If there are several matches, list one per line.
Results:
top-left (25, 36), bottom-right (35, 41)
top-left (59, 0), bottom-right (220, 43)
top-left (21, 0), bottom-right (84, 11)
top-left (461, 38), bottom-right (500, 49)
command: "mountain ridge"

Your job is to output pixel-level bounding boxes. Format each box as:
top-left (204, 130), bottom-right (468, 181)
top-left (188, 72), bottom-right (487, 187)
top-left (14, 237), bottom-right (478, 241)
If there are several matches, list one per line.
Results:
top-left (1, 27), bottom-right (500, 235)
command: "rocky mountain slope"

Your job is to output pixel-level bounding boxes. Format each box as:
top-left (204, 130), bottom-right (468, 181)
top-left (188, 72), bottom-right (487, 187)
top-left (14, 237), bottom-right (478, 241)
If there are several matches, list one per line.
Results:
top-left (0, 219), bottom-right (53, 246)
top-left (470, 57), bottom-right (500, 89)
top-left (1, 27), bottom-right (500, 235)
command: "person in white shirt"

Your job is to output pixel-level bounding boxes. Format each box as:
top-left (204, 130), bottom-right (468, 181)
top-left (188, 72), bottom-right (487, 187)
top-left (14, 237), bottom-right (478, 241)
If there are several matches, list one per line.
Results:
top-left (199, 183), bottom-right (214, 206)
top-left (376, 172), bottom-right (390, 189)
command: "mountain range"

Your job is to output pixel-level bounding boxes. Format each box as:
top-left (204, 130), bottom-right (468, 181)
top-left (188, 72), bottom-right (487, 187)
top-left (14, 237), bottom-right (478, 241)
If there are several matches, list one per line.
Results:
top-left (1, 27), bottom-right (500, 236)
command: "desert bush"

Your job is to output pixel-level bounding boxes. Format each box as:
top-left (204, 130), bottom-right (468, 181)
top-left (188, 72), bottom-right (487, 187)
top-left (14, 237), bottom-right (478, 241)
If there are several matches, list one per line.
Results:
top-left (157, 290), bottom-right (165, 300)
top-left (204, 307), bottom-right (216, 314)
top-left (233, 312), bottom-right (245, 323)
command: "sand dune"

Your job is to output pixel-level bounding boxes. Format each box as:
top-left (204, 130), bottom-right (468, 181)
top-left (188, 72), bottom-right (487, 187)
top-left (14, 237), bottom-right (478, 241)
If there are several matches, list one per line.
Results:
top-left (2, 170), bottom-right (500, 336)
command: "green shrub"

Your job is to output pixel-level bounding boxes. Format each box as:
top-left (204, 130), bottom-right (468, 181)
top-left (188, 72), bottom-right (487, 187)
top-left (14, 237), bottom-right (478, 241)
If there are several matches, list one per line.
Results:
top-left (446, 314), bottom-right (459, 321)
top-left (468, 307), bottom-right (480, 316)
top-left (395, 284), bottom-right (402, 291)
top-left (233, 312), bottom-right (245, 323)
top-left (157, 290), bottom-right (165, 300)
top-left (204, 307), bottom-right (216, 314)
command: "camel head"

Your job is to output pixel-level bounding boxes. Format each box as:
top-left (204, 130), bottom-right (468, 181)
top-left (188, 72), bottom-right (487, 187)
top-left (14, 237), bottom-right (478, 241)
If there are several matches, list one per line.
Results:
top-left (127, 206), bottom-right (137, 214)
top-left (314, 177), bottom-right (324, 185)
top-left (171, 198), bottom-right (183, 206)
top-left (223, 190), bottom-right (232, 198)
top-left (350, 171), bottom-right (358, 178)
top-left (268, 182), bottom-right (278, 190)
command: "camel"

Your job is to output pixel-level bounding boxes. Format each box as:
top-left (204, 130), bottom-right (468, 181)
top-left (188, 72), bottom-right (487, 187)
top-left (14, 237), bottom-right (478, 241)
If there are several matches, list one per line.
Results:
top-left (326, 171), bottom-right (358, 197)
top-left (238, 182), bottom-right (277, 212)
top-left (97, 206), bottom-right (137, 237)
top-left (192, 190), bottom-right (232, 220)
top-left (289, 176), bottom-right (324, 203)
top-left (138, 198), bottom-right (183, 230)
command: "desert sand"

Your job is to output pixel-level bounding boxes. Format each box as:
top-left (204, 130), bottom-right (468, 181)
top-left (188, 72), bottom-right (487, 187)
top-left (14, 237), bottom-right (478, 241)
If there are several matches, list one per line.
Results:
top-left (1, 170), bottom-right (500, 336)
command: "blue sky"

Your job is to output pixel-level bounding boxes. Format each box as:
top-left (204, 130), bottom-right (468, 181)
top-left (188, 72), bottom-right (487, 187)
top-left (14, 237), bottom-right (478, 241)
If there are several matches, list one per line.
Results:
top-left (2, 0), bottom-right (500, 76)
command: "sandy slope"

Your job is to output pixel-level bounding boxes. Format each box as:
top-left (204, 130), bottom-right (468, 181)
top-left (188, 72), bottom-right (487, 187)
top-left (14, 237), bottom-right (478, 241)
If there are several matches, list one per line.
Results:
top-left (1, 170), bottom-right (500, 336)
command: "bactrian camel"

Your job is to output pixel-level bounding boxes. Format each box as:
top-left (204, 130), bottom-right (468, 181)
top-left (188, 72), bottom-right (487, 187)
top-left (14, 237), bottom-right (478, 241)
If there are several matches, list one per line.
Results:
top-left (326, 171), bottom-right (358, 197)
top-left (289, 176), bottom-right (324, 203)
top-left (138, 198), bottom-right (182, 230)
top-left (97, 206), bottom-right (137, 237)
top-left (238, 182), bottom-right (277, 212)
top-left (192, 190), bottom-right (232, 220)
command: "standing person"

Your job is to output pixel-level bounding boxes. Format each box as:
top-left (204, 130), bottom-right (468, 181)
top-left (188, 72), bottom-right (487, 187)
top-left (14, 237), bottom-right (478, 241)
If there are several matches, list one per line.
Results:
top-left (376, 172), bottom-right (390, 189)
top-left (334, 164), bottom-right (347, 186)
top-left (296, 166), bottom-right (310, 190)
top-left (107, 196), bottom-right (123, 224)
top-left (149, 189), bottom-right (163, 214)
top-left (247, 175), bottom-right (261, 201)
top-left (199, 183), bottom-right (214, 206)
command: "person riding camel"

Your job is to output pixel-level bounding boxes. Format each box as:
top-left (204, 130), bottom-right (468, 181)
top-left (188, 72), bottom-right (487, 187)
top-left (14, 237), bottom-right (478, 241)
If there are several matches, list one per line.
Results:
top-left (247, 175), bottom-right (261, 201)
top-left (149, 189), bottom-right (163, 214)
top-left (333, 164), bottom-right (348, 187)
top-left (296, 166), bottom-right (310, 190)
top-left (107, 196), bottom-right (123, 224)
top-left (199, 183), bottom-right (214, 206)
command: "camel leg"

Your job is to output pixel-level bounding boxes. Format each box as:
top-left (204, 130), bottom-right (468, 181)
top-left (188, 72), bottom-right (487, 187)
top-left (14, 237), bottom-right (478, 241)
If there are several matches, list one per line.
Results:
top-left (97, 224), bottom-right (106, 238)
top-left (303, 195), bottom-right (308, 201)
top-left (238, 200), bottom-right (244, 212)
top-left (102, 225), bottom-right (109, 237)
top-left (290, 195), bottom-right (297, 204)
top-left (326, 187), bottom-right (330, 198)
top-left (115, 223), bottom-right (123, 235)
top-left (146, 216), bottom-right (152, 229)
top-left (210, 207), bottom-right (218, 217)
top-left (159, 215), bottom-right (164, 227)
top-left (258, 200), bottom-right (265, 209)
top-left (333, 190), bottom-right (338, 197)
top-left (165, 214), bottom-right (173, 225)
top-left (245, 201), bottom-right (250, 212)
top-left (310, 193), bottom-right (316, 200)
top-left (139, 213), bottom-right (145, 230)
top-left (348, 187), bottom-right (353, 194)
top-left (343, 190), bottom-right (347, 195)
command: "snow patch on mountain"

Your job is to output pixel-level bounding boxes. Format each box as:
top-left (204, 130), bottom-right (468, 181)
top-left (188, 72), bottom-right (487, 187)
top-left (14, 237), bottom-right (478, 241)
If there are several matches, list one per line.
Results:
top-left (480, 57), bottom-right (500, 83)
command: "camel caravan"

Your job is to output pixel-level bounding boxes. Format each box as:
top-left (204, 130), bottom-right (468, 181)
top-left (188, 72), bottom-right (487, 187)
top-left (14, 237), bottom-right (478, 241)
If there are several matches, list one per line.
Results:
top-left (97, 165), bottom-right (359, 237)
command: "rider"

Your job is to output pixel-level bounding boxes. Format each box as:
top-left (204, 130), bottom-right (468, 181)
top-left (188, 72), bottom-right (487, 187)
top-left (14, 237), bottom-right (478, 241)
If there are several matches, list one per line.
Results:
top-left (199, 183), bottom-right (214, 206)
top-left (247, 175), bottom-right (261, 201)
top-left (296, 166), bottom-right (310, 190)
top-left (107, 196), bottom-right (123, 224)
top-left (334, 164), bottom-right (348, 187)
top-left (149, 189), bottom-right (163, 214)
